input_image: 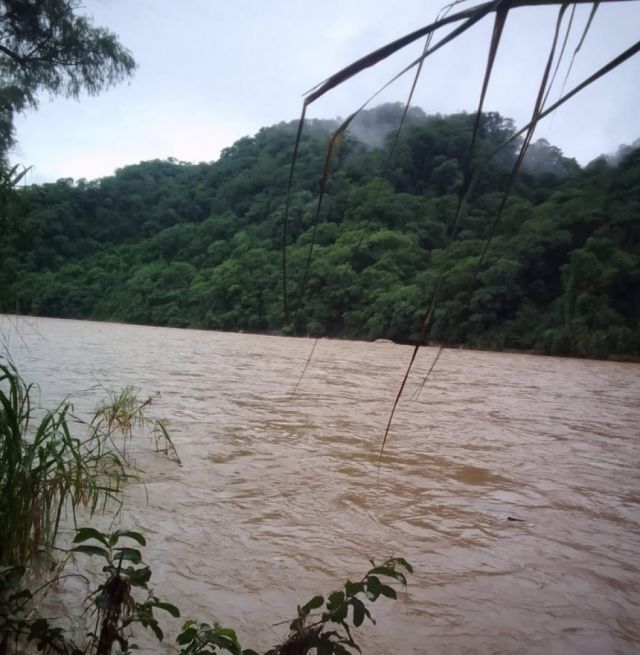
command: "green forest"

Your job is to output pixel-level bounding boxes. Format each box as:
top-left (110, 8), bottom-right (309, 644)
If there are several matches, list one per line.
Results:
top-left (2, 104), bottom-right (639, 360)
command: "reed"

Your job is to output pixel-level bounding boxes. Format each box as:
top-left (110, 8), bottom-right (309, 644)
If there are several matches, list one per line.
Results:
top-left (93, 386), bottom-right (181, 465)
top-left (282, 0), bottom-right (639, 464)
top-left (0, 361), bottom-right (126, 570)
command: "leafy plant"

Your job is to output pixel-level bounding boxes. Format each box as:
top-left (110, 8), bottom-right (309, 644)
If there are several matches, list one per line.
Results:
top-left (0, 362), bottom-right (187, 654)
top-left (172, 557), bottom-right (413, 655)
top-left (72, 527), bottom-right (180, 655)
top-left (177, 620), bottom-right (258, 655)
top-left (266, 557), bottom-right (413, 655)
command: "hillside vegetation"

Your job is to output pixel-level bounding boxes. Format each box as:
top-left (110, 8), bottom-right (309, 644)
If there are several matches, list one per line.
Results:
top-left (2, 105), bottom-right (639, 359)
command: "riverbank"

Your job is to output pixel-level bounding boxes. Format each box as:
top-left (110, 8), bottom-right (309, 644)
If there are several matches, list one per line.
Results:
top-left (4, 312), bottom-right (639, 364)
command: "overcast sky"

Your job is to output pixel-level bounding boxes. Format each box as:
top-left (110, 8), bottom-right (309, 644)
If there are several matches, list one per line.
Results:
top-left (13, 0), bottom-right (640, 184)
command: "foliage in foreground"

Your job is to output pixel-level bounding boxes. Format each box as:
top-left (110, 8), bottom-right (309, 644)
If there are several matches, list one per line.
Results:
top-left (0, 361), bottom-right (125, 569)
top-left (0, 361), bottom-right (178, 571)
top-left (1, 525), bottom-right (411, 654)
top-left (72, 528), bottom-right (180, 655)
top-left (0, 364), bottom-right (411, 654)
top-left (264, 557), bottom-right (412, 655)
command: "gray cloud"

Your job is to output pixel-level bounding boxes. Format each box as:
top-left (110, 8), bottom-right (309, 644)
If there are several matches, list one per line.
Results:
top-left (12, 0), bottom-right (640, 183)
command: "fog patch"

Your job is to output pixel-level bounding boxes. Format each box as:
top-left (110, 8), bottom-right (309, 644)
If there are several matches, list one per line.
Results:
top-left (346, 103), bottom-right (427, 149)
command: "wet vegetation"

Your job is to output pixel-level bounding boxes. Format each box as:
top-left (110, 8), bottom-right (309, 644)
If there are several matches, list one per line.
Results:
top-left (0, 362), bottom-right (411, 654)
top-left (0, 361), bottom-right (126, 571)
top-left (1, 0), bottom-right (639, 652)
top-left (1, 104), bottom-right (638, 360)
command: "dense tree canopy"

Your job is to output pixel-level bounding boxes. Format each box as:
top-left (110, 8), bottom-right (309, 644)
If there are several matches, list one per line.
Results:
top-left (2, 104), bottom-right (638, 360)
top-left (0, 0), bottom-right (136, 162)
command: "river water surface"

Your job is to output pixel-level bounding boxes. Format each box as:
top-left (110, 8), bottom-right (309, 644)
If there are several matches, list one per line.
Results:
top-left (2, 315), bottom-right (639, 654)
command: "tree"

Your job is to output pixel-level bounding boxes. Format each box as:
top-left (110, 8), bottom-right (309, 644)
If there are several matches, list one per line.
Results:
top-left (0, 0), bottom-right (136, 163)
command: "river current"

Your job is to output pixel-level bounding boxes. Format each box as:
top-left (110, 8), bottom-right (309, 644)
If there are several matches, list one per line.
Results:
top-left (1, 315), bottom-right (639, 654)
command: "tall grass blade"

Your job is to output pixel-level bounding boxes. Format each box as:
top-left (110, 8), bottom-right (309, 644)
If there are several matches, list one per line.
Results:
top-left (290, 338), bottom-right (319, 397)
top-left (304, 0), bottom-right (501, 104)
top-left (541, 3), bottom-right (577, 109)
top-left (280, 0), bottom-right (638, 473)
top-left (410, 346), bottom-right (445, 401)
top-left (481, 41), bottom-right (640, 167)
top-left (356, 2), bottom-right (464, 248)
top-left (376, 279), bottom-right (443, 481)
top-left (478, 1), bottom-right (569, 266)
top-left (0, 362), bottom-right (127, 569)
top-left (283, 2), bottom-right (501, 320)
top-left (450, 2), bottom-right (509, 241)
top-left (376, 4), bottom-right (509, 469)
top-left (281, 106), bottom-right (308, 321)
top-left (380, 8), bottom-right (640, 469)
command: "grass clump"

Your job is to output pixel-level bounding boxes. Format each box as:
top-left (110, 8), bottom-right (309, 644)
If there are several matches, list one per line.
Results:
top-left (0, 362), bottom-right (185, 654)
top-left (0, 361), bottom-right (126, 570)
top-left (93, 386), bottom-right (181, 465)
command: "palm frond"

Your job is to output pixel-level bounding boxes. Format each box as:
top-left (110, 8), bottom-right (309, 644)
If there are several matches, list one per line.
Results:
top-left (281, 0), bottom-right (639, 467)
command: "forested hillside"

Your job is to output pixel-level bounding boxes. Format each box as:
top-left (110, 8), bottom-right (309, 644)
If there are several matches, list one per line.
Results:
top-left (2, 105), bottom-right (639, 359)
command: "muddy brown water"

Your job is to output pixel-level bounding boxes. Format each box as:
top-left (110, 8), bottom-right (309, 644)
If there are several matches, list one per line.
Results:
top-left (2, 315), bottom-right (639, 654)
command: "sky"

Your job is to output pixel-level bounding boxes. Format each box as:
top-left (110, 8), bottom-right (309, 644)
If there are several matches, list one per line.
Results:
top-left (12, 0), bottom-right (640, 184)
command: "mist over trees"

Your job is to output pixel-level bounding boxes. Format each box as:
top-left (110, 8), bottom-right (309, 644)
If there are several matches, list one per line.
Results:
top-left (1, 103), bottom-right (638, 360)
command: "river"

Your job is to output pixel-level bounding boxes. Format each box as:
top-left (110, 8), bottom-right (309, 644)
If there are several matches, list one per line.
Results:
top-left (1, 315), bottom-right (639, 654)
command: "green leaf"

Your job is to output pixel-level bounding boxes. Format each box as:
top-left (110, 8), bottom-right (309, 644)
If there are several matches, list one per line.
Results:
top-left (28, 618), bottom-right (54, 641)
top-left (392, 571), bottom-right (407, 585)
top-left (302, 594), bottom-right (324, 614)
top-left (333, 601), bottom-right (348, 623)
top-left (365, 575), bottom-right (381, 601)
top-left (345, 580), bottom-right (364, 597)
top-left (110, 530), bottom-right (147, 547)
top-left (378, 584), bottom-right (397, 599)
top-left (73, 527), bottom-right (109, 546)
top-left (367, 565), bottom-right (398, 579)
top-left (394, 557), bottom-right (414, 573)
top-left (216, 626), bottom-right (239, 642)
top-left (351, 598), bottom-right (366, 627)
top-left (176, 626), bottom-right (197, 645)
top-left (72, 544), bottom-right (109, 560)
top-left (328, 590), bottom-right (345, 610)
top-left (153, 601), bottom-right (180, 617)
top-left (127, 565), bottom-right (151, 587)
top-left (317, 642), bottom-right (333, 655)
top-left (147, 618), bottom-right (163, 642)
top-left (114, 547), bottom-right (142, 563)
